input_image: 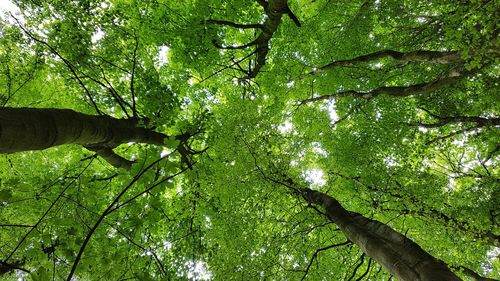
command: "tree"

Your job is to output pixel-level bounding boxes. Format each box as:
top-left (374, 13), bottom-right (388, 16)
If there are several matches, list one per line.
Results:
top-left (0, 107), bottom-right (198, 169)
top-left (0, 0), bottom-right (498, 280)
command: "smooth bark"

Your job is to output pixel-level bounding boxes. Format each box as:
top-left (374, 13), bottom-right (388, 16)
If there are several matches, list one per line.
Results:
top-left (311, 50), bottom-right (461, 75)
top-left (300, 71), bottom-right (462, 104)
top-left (209, 0), bottom-right (301, 79)
top-left (302, 188), bottom-right (461, 281)
top-left (0, 107), bottom-right (166, 167)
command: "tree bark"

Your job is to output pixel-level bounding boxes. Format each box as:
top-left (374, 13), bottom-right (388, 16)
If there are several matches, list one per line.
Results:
top-left (311, 50), bottom-right (461, 74)
top-left (0, 107), bottom-right (167, 167)
top-left (209, 0), bottom-right (301, 79)
top-left (302, 188), bottom-right (461, 281)
top-left (300, 70), bottom-right (463, 104)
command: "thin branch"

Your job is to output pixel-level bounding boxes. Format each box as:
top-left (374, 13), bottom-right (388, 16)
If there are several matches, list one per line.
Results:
top-left (482, 144), bottom-right (500, 164)
top-left (62, 195), bottom-right (169, 278)
top-left (347, 253), bottom-right (366, 281)
top-left (199, 51), bottom-right (256, 83)
top-left (204, 19), bottom-right (263, 29)
top-left (415, 114), bottom-right (500, 128)
top-left (111, 164), bottom-right (193, 212)
top-left (66, 155), bottom-right (191, 280)
top-left (112, 227), bottom-right (168, 278)
top-left (330, 171), bottom-right (500, 247)
top-left (355, 257), bottom-right (372, 281)
top-left (4, 160), bottom-right (93, 262)
top-left (130, 34), bottom-right (139, 118)
top-left (99, 66), bottom-right (132, 118)
top-left (65, 156), bottom-right (168, 280)
top-left (301, 241), bottom-right (351, 280)
top-left (12, 15), bottom-right (102, 115)
top-left (426, 127), bottom-right (479, 145)
top-left (0, 224), bottom-right (34, 228)
top-left (212, 39), bottom-right (258, 50)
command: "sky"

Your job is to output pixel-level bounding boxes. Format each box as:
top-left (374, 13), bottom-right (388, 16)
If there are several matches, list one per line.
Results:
top-left (0, 0), bottom-right (19, 16)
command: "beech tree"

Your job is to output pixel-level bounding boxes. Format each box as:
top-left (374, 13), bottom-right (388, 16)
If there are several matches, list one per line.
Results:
top-left (0, 107), bottom-right (200, 169)
top-left (0, 0), bottom-right (498, 280)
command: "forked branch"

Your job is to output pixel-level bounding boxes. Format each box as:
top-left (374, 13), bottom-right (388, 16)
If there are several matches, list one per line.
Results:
top-left (206, 0), bottom-right (301, 79)
top-left (300, 67), bottom-right (464, 104)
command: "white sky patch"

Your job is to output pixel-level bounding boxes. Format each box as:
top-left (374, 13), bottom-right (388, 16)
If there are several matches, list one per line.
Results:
top-left (303, 169), bottom-right (326, 187)
top-left (0, 0), bottom-right (22, 23)
top-left (416, 17), bottom-right (427, 23)
top-left (185, 260), bottom-right (212, 280)
top-left (161, 149), bottom-right (172, 157)
top-left (0, 0), bottom-right (19, 15)
top-left (483, 247), bottom-right (500, 274)
top-left (163, 240), bottom-right (172, 251)
top-left (91, 28), bottom-right (105, 44)
top-left (327, 100), bottom-right (338, 123)
top-left (319, 100), bottom-right (338, 124)
top-left (418, 126), bottom-right (428, 133)
top-left (446, 177), bottom-right (456, 191)
top-left (311, 142), bottom-right (329, 157)
top-left (383, 156), bottom-right (398, 168)
top-left (157, 45), bottom-right (170, 67)
top-left (278, 120), bottom-right (293, 134)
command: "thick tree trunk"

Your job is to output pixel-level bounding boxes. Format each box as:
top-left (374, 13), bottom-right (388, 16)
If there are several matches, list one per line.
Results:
top-left (0, 107), bottom-right (167, 167)
top-left (303, 188), bottom-right (461, 281)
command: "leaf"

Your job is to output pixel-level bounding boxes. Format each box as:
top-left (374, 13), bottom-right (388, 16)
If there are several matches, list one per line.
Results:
top-left (31, 267), bottom-right (51, 281)
top-left (0, 189), bottom-right (12, 201)
top-left (164, 136), bottom-right (180, 148)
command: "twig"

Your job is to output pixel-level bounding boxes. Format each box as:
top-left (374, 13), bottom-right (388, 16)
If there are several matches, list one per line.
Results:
top-left (301, 241), bottom-right (351, 280)
top-left (4, 159), bottom-right (93, 262)
top-left (12, 15), bottom-right (102, 115)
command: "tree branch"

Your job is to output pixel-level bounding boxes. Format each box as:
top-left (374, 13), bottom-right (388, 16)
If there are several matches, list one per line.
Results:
top-left (4, 160), bottom-right (93, 262)
top-left (333, 172), bottom-right (500, 247)
top-left (347, 253), bottom-right (365, 281)
top-left (356, 257), bottom-right (372, 281)
top-left (212, 39), bottom-right (258, 50)
top-left (300, 67), bottom-right (465, 104)
top-left (454, 266), bottom-right (500, 281)
top-left (12, 15), bottom-right (102, 115)
top-left (205, 19), bottom-right (264, 29)
top-left (66, 155), bottom-right (169, 280)
top-left (206, 0), bottom-right (301, 79)
top-left (416, 115), bottom-right (500, 128)
top-left (84, 146), bottom-right (135, 169)
top-left (301, 241), bottom-right (351, 280)
top-left (309, 50), bottom-right (460, 75)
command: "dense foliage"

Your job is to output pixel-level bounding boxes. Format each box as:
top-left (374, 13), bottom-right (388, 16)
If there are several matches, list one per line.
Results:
top-left (0, 0), bottom-right (498, 280)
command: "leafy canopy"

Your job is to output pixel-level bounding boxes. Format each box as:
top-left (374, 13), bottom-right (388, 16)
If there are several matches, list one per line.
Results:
top-left (0, 0), bottom-right (498, 280)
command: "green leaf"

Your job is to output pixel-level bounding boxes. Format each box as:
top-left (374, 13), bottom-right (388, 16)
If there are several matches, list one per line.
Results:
top-left (0, 189), bottom-right (12, 201)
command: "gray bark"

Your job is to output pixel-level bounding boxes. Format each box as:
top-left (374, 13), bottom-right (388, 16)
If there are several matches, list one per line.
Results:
top-left (0, 107), bottom-right (166, 167)
top-left (303, 188), bottom-right (461, 281)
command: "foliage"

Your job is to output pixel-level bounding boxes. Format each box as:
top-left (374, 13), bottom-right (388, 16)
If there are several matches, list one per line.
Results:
top-left (0, 0), bottom-right (498, 280)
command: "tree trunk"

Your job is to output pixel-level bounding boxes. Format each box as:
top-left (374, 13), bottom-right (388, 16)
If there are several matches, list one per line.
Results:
top-left (0, 107), bottom-right (166, 167)
top-left (302, 188), bottom-right (461, 281)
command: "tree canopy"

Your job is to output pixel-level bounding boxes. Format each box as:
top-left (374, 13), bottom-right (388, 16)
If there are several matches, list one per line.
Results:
top-left (0, 0), bottom-right (499, 280)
